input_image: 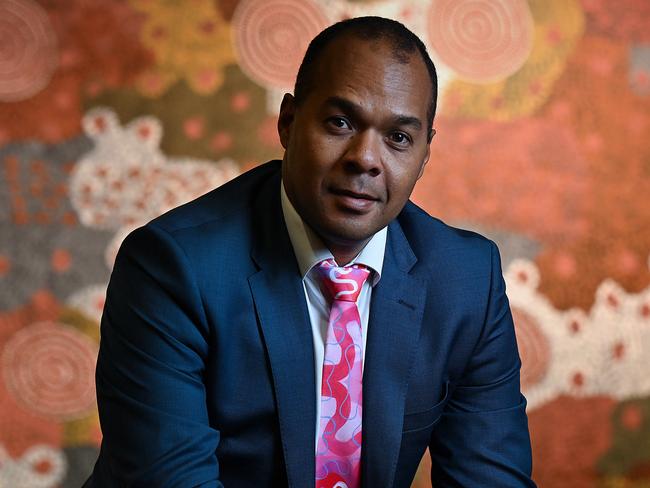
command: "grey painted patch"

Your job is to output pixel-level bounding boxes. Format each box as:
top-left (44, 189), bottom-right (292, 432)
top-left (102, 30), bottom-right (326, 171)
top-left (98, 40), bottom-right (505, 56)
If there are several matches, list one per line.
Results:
top-left (0, 222), bottom-right (113, 308)
top-left (61, 445), bottom-right (99, 488)
top-left (0, 136), bottom-right (93, 221)
top-left (630, 44), bottom-right (650, 96)
top-left (0, 137), bottom-right (113, 309)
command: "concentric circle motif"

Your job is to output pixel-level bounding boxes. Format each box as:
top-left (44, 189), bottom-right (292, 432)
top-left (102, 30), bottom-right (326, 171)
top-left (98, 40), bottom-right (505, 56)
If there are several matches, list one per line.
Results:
top-left (511, 308), bottom-right (550, 389)
top-left (0, 0), bottom-right (58, 102)
top-left (427, 0), bottom-right (533, 82)
top-left (232, 0), bottom-right (329, 88)
top-left (2, 321), bottom-right (98, 419)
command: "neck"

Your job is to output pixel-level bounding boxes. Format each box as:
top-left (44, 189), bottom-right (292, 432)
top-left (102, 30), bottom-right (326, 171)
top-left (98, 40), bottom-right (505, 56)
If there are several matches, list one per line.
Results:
top-left (327, 239), bottom-right (370, 266)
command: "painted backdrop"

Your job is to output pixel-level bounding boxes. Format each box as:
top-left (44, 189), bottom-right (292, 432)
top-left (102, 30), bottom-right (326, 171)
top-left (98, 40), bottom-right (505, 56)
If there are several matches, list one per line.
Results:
top-left (1, 0), bottom-right (649, 486)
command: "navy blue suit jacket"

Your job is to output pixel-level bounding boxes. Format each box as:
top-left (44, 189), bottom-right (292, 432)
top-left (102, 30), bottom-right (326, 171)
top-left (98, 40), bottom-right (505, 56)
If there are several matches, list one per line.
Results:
top-left (85, 160), bottom-right (535, 487)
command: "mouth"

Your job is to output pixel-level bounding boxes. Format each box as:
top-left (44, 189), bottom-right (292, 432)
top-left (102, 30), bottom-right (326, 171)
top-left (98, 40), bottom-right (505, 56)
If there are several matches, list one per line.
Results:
top-left (331, 188), bottom-right (378, 200)
top-left (329, 187), bottom-right (379, 212)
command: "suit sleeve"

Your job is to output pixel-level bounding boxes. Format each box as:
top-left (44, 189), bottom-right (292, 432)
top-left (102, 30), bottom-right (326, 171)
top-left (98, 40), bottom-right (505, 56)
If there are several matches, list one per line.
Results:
top-left (92, 224), bottom-right (223, 487)
top-left (428, 241), bottom-right (536, 487)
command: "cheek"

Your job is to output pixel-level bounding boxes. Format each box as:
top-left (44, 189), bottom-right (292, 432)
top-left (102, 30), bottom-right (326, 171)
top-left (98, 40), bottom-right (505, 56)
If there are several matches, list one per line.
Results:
top-left (386, 169), bottom-right (421, 202)
top-left (302, 139), bottom-right (342, 176)
top-left (313, 135), bottom-right (346, 164)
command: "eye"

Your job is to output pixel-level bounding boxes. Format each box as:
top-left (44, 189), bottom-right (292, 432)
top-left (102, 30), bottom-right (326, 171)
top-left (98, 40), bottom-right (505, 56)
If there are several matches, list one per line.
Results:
top-left (326, 116), bottom-right (352, 131)
top-left (388, 131), bottom-right (412, 147)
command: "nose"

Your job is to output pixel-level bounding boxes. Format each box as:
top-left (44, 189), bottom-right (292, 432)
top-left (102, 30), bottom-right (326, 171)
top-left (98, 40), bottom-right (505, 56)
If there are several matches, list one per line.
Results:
top-left (343, 129), bottom-right (382, 177)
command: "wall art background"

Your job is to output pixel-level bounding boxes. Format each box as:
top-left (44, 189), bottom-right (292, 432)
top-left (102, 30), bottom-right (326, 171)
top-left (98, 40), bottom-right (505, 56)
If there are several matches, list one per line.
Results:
top-left (1, 0), bottom-right (649, 486)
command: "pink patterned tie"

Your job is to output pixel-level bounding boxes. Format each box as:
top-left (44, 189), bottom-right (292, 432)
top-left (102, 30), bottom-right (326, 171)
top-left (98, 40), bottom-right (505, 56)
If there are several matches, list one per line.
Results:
top-left (315, 259), bottom-right (371, 488)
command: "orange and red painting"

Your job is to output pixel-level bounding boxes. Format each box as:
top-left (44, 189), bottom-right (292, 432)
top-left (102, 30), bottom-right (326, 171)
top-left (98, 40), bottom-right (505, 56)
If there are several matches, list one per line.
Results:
top-left (1, 0), bottom-right (649, 486)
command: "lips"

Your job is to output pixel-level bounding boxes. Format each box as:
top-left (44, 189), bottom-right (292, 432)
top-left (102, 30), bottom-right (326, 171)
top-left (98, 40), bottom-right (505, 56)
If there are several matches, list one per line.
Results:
top-left (330, 188), bottom-right (379, 201)
top-left (329, 187), bottom-right (379, 212)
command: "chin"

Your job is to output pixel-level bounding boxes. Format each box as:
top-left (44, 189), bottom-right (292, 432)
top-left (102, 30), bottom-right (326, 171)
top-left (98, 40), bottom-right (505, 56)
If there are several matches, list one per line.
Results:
top-left (321, 221), bottom-right (380, 246)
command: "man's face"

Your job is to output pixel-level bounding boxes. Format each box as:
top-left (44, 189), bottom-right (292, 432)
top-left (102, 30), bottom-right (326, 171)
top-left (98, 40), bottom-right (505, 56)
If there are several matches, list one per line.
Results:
top-left (279, 36), bottom-right (433, 251)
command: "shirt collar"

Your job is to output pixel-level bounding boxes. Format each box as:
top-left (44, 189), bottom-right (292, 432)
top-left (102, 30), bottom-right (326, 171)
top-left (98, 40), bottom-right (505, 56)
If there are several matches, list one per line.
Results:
top-left (281, 180), bottom-right (386, 285)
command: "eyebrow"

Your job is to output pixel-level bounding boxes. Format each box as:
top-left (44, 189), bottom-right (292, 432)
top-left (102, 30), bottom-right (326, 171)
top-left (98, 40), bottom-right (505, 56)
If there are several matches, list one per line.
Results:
top-left (323, 96), bottom-right (423, 131)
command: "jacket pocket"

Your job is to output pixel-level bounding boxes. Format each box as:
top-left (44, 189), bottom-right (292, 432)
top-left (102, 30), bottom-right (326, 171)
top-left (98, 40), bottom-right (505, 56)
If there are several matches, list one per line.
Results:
top-left (402, 381), bottom-right (449, 433)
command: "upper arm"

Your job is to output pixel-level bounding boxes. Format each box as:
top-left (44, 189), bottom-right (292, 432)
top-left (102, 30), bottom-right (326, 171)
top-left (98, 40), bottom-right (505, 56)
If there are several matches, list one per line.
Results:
top-left (94, 224), bottom-right (222, 487)
top-left (428, 241), bottom-right (536, 487)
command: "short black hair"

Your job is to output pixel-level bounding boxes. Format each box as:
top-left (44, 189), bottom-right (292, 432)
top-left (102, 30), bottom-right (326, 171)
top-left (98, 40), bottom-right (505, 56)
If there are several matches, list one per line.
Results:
top-left (294, 16), bottom-right (438, 141)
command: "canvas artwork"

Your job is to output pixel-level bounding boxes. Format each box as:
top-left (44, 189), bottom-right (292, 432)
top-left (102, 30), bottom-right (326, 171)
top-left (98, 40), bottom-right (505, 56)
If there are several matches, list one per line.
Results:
top-left (0, 0), bottom-right (649, 486)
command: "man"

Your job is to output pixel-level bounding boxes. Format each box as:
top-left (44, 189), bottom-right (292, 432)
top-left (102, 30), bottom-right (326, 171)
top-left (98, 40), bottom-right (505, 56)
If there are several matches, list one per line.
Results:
top-left (85, 16), bottom-right (535, 488)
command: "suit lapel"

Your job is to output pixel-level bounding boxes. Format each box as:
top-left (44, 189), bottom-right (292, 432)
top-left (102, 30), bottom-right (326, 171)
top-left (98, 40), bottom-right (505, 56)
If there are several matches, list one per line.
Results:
top-left (361, 220), bottom-right (427, 488)
top-left (248, 170), bottom-right (316, 488)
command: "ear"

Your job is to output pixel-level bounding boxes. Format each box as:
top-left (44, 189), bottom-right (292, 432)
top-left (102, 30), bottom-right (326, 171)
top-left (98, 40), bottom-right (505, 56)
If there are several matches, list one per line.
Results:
top-left (417, 151), bottom-right (429, 180)
top-left (417, 133), bottom-right (433, 180)
top-left (277, 93), bottom-right (296, 149)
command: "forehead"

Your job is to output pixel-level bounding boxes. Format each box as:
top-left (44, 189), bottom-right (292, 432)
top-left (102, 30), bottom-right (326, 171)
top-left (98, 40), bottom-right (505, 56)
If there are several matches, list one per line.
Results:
top-left (307, 36), bottom-right (431, 119)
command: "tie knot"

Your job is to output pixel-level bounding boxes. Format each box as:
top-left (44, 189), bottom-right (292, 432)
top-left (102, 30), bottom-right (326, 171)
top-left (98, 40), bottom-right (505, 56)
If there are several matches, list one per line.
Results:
top-left (316, 259), bottom-right (371, 302)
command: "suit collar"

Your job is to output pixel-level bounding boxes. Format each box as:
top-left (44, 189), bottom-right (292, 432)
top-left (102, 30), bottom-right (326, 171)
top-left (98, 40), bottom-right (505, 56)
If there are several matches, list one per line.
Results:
top-left (384, 215), bottom-right (418, 272)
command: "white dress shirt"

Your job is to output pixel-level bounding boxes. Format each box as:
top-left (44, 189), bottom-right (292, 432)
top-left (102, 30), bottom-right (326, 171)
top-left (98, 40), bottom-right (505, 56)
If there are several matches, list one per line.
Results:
top-left (280, 181), bottom-right (387, 447)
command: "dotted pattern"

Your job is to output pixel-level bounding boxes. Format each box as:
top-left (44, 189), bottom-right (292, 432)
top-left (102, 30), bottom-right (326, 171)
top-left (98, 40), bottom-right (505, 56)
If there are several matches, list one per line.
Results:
top-left (69, 107), bottom-right (239, 232)
top-left (0, 443), bottom-right (66, 488)
top-left (505, 258), bottom-right (650, 408)
top-left (0, 1), bottom-right (649, 486)
top-left (130, 0), bottom-right (236, 96)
